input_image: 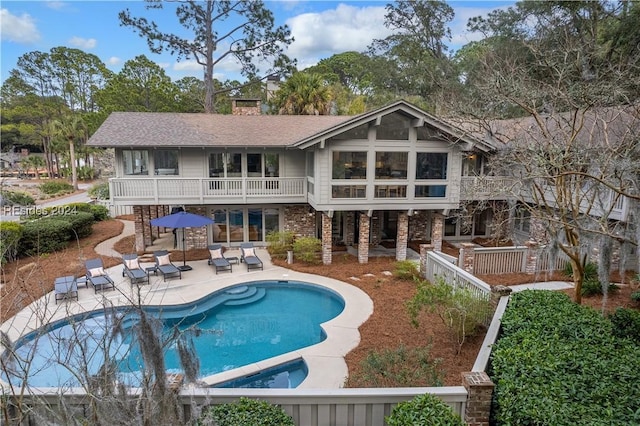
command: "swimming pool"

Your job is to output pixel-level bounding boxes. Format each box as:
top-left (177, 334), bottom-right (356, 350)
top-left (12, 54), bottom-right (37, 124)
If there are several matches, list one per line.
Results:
top-left (2, 281), bottom-right (344, 388)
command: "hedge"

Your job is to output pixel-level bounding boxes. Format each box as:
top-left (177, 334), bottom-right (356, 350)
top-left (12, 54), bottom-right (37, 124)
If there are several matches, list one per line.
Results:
top-left (22, 202), bottom-right (109, 222)
top-left (0, 221), bottom-right (23, 263)
top-left (490, 290), bottom-right (640, 425)
top-left (197, 397), bottom-right (294, 426)
top-left (386, 393), bottom-right (465, 426)
top-left (18, 218), bottom-right (72, 256)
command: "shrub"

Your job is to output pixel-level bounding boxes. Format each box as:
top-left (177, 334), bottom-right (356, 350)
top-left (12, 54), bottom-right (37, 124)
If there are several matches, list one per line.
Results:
top-left (394, 260), bottom-right (419, 280)
top-left (88, 182), bottom-right (109, 200)
top-left (609, 307), bottom-right (640, 344)
top-left (18, 218), bottom-right (71, 256)
top-left (0, 190), bottom-right (35, 206)
top-left (581, 278), bottom-right (618, 297)
top-left (197, 397), bottom-right (294, 426)
top-left (292, 236), bottom-right (321, 264)
top-left (563, 261), bottom-right (598, 281)
top-left (0, 221), bottom-right (23, 263)
top-left (346, 345), bottom-right (442, 388)
top-left (631, 290), bottom-right (640, 303)
top-left (386, 393), bottom-right (465, 426)
top-left (64, 211), bottom-right (95, 239)
top-left (77, 165), bottom-right (96, 180)
top-left (407, 277), bottom-right (492, 354)
top-left (39, 180), bottom-right (74, 195)
top-left (490, 290), bottom-right (640, 425)
top-left (265, 230), bottom-right (295, 260)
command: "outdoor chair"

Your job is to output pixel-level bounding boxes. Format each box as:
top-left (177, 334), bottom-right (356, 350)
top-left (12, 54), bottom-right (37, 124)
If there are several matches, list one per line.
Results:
top-left (122, 253), bottom-right (149, 285)
top-left (54, 275), bottom-right (78, 304)
top-left (207, 244), bottom-right (232, 274)
top-left (85, 258), bottom-right (115, 293)
top-left (240, 242), bottom-right (263, 272)
top-left (153, 250), bottom-right (182, 281)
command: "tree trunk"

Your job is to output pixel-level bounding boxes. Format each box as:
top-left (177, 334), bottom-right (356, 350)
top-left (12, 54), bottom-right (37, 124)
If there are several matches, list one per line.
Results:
top-left (69, 139), bottom-right (78, 190)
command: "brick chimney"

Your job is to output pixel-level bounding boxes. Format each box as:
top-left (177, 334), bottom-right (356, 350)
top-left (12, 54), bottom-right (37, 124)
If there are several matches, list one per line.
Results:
top-left (231, 99), bottom-right (261, 115)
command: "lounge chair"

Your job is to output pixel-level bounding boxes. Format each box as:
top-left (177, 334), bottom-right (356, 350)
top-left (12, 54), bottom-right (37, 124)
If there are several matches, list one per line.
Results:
top-left (85, 258), bottom-right (115, 293)
top-left (122, 253), bottom-right (149, 285)
top-left (240, 242), bottom-right (263, 271)
top-left (153, 250), bottom-right (182, 281)
top-left (54, 275), bottom-right (78, 304)
top-left (207, 244), bottom-right (232, 274)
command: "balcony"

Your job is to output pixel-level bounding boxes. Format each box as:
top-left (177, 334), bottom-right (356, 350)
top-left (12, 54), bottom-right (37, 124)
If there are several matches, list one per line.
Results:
top-left (460, 176), bottom-right (518, 200)
top-left (109, 177), bottom-right (307, 206)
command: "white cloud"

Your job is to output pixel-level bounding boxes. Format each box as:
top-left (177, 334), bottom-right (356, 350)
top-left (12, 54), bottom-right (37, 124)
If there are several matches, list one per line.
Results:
top-left (286, 4), bottom-right (391, 66)
top-left (68, 36), bottom-right (96, 50)
top-left (0, 8), bottom-right (41, 43)
top-left (107, 56), bottom-right (121, 66)
top-left (173, 60), bottom-right (202, 72)
top-left (45, 1), bottom-right (67, 11)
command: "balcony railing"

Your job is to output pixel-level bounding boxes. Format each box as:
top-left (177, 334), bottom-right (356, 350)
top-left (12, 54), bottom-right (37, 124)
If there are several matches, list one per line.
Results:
top-left (109, 177), bottom-right (306, 204)
top-left (460, 176), bottom-right (517, 200)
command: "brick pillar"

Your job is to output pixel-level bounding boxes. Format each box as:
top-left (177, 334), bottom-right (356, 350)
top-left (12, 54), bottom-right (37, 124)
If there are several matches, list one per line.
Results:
top-left (370, 212), bottom-right (381, 246)
top-left (491, 285), bottom-right (512, 310)
top-left (431, 213), bottom-right (444, 252)
top-left (142, 205), bottom-right (152, 247)
top-left (396, 211), bottom-right (409, 261)
top-left (322, 212), bottom-right (332, 265)
top-left (358, 212), bottom-right (370, 264)
top-left (344, 212), bottom-right (355, 246)
top-left (420, 243), bottom-right (434, 278)
top-left (184, 206), bottom-right (209, 250)
top-left (460, 242), bottom-right (476, 274)
top-left (133, 205), bottom-right (145, 252)
top-left (462, 371), bottom-right (494, 426)
top-left (150, 206), bottom-right (160, 240)
top-left (525, 240), bottom-right (538, 274)
top-left (528, 216), bottom-right (548, 244)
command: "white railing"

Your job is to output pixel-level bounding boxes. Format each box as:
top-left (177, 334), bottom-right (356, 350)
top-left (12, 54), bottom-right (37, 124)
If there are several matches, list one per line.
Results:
top-left (425, 251), bottom-right (492, 301)
top-left (472, 246), bottom-right (528, 275)
top-left (109, 177), bottom-right (306, 203)
top-left (459, 176), bottom-right (517, 200)
top-left (6, 386), bottom-right (468, 425)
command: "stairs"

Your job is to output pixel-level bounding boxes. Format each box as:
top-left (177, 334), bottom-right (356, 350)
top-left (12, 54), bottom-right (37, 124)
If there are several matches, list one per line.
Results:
top-left (222, 285), bottom-right (266, 306)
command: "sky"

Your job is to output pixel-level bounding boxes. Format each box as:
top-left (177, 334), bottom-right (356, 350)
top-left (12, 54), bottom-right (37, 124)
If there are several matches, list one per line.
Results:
top-left (0, 1), bottom-right (514, 85)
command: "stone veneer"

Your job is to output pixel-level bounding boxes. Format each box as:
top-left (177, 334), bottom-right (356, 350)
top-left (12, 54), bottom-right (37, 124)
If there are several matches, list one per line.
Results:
top-left (183, 206), bottom-right (208, 250)
top-left (321, 212), bottom-right (332, 265)
top-left (431, 213), bottom-right (444, 252)
top-left (409, 211), bottom-right (430, 241)
top-left (369, 212), bottom-right (381, 246)
top-left (282, 205), bottom-right (316, 237)
top-left (396, 212), bottom-right (408, 261)
top-left (357, 213), bottom-right (370, 263)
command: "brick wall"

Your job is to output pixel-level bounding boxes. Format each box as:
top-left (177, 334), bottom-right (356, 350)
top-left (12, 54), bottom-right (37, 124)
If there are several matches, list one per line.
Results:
top-left (431, 213), bottom-right (444, 252)
top-left (358, 213), bottom-right (370, 263)
top-left (462, 371), bottom-right (494, 426)
top-left (370, 212), bottom-right (381, 246)
top-left (409, 211), bottom-right (429, 241)
top-left (283, 205), bottom-right (316, 237)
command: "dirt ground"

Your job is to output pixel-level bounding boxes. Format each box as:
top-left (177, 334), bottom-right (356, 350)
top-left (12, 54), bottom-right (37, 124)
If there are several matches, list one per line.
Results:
top-left (1, 218), bottom-right (638, 387)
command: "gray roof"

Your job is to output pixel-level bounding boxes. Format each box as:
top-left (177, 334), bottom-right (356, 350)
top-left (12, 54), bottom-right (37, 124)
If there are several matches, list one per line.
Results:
top-left (87, 112), bottom-right (355, 148)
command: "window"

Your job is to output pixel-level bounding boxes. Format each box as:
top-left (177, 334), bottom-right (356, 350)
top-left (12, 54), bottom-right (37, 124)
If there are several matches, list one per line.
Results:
top-left (212, 210), bottom-right (227, 243)
top-left (332, 185), bottom-right (366, 198)
top-left (416, 153), bottom-right (447, 179)
top-left (248, 208), bottom-right (263, 241)
top-left (265, 153), bottom-right (279, 177)
top-left (264, 208), bottom-right (280, 236)
top-left (375, 152), bottom-right (408, 179)
top-left (154, 150), bottom-right (179, 175)
top-left (376, 112), bottom-right (409, 140)
top-left (209, 153), bottom-right (225, 177)
top-left (375, 185), bottom-right (407, 198)
top-left (332, 151), bottom-right (367, 179)
top-left (415, 185), bottom-right (446, 198)
top-left (247, 153), bottom-right (262, 177)
top-left (328, 123), bottom-right (369, 140)
top-left (444, 217), bottom-right (457, 237)
top-left (227, 153), bottom-right (242, 177)
top-left (123, 150), bottom-right (148, 175)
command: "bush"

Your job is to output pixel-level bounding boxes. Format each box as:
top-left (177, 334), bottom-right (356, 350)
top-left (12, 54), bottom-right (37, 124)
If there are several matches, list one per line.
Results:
top-left (346, 345), bottom-right (442, 388)
top-left (64, 211), bottom-right (95, 239)
top-left (18, 218), bottom-right (72, 256)
top-left (609, 307), bottom-right (640, 344)
top-left (77, 165), bottom-right (97, 180)
top-left (386, 393), bottom-right (465, 426)
top-left (197, 397), bottom-right (294, 426)
top-left (581, 278), bottom-right (618, 297)
top-left (394, 260), bottom-right (419, 280)
top-left (0, 221), bottom-right (23, 263)
top-left (21, 202), bottom-right (109, 222)
top-left (39, 180), bottom-right (74, 195)
top-left (564, 261), bottom-right (598, 281)
top-left (265, 230), bottom-right (295, 260)
top-left (490, 290), bottom-right (640, 425)
top-left (0, 190), bottom-right (35, 206)
top-left (631, 291), bottom-right (640, 303)
top-left (88, 182), bottom-right (109, 200)
top-left (292, 236), bottom-right (321, 264)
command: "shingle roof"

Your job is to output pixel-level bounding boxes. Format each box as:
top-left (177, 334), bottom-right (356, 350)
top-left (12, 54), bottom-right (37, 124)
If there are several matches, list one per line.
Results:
top-left (87, 112), bottom-right (355, 148)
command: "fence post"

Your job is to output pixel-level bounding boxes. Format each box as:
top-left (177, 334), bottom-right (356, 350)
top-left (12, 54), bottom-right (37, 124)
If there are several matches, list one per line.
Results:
top-left (460, 243), bottom-right (476, 274)
top-left (524, 241), bottom-right (538, 274)
top-left (462, 371), bottom-right (494, 426)
top-left (420, 244), bottom-right (434, 278)
top-left (490, 285), bottom-right (512, 311)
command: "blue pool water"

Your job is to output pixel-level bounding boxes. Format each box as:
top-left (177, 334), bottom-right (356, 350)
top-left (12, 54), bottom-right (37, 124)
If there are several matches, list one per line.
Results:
top-left (2, 281), bottom-right (344, 388)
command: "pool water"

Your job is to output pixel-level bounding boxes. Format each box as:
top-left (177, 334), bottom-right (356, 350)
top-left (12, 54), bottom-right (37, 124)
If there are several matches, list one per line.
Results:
top-left (214, 359), bottom-right (308, 388)
top-left (2, 281), bottom-right (344, 388)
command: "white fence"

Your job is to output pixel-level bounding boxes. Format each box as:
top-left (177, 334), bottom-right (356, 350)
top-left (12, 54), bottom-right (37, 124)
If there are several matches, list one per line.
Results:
top-left (466, 245), bottom-right (570, 275)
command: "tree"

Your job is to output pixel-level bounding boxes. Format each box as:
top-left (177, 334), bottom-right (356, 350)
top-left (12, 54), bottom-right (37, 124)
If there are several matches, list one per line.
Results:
top-left (50, 115), bottom-right (87, 190)
top-left (119, 0), bottom-right (295, 113)
top-left (270, 72), bottom-right (332, 115)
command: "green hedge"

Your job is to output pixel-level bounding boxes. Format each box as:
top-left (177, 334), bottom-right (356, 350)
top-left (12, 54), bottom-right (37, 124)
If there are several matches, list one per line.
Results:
top-left (18, 217), bottom-right (72, 256)
top-left (197, 397), bottom-right (294, 426)
top-left (22, 202), bottom-right (109, 222)
top-left (386, 393), bottom-right (464, 426)
top-left (1, 221), bottom-right (23, 263)
top-left (63, 211), bottom-right (95, 239)
top-left (490, 290), bottom-right (640, 425)
top-left (609, 307), bottom-right (640, 344)
top-left (0, 190), bottom-right (35, 206)
top-left (39, 180), bottom-right (74, 195)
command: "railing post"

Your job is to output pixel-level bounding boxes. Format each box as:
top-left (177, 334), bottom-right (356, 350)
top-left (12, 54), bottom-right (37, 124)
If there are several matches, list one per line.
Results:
top-left (420, 244), bottom-right (434, 278)
top-left (524, 240), bottom-right (538, 274)
top-left (462, 371), bottom-right (494, 426)
top-left (431, 213), bottom-right (444, 252)
top-left (460, 243), bottom-right (476, 274)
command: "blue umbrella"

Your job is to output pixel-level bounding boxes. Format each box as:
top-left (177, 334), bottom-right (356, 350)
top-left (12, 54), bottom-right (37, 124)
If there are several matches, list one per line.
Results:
top-left (150, 211), bottom-right (214, 271)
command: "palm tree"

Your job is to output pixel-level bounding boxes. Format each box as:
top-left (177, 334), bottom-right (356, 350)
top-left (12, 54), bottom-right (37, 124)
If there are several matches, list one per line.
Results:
top-left (272, 73), bottom-right (332, 115)
top-left (29, 155), bottom-right (46, 179)
top-left (50, 115), bottom-right (86, 190)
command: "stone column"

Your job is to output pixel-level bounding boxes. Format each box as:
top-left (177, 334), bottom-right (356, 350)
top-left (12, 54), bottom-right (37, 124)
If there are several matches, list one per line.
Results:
top-left (431, 212), bottom-right (444, 252)
top-left (370, 212), bottom-right (381, 246)
top-left (419, 243), bottom-right (434, 278)
top-left (460, 242), bottom-right (476, 274)
top-left (321, 212), bottom-right (332, 265)
top-left (133, 205), bottom-right (145, 252)
top-left (358, 212), bottom-right (370, 264)
top-left (149, 206), bottom-right (160, 240)
top-left (462, 371), bottom-right (494, 426)
top-left (396, 211), bottom-right (409, 261)
top-left (344, 212), bottom-right (355, 246)
top-left (528, 216), bottom-right (548, 244)
top-left (525, 240), bottom-right (538, 274)
top-left (142, 205), bottom-right (152, 247)
top-left (184, 206), bottom-right (208, 250)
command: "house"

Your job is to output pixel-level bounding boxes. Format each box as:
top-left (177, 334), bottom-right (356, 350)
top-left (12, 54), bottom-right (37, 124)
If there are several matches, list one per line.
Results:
top-left (87, 99), bottom-right (636, 267)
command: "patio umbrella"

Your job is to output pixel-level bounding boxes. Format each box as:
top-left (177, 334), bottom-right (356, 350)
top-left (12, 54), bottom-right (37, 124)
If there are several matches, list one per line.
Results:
top-left (150, 211), bottom-right (214, 271)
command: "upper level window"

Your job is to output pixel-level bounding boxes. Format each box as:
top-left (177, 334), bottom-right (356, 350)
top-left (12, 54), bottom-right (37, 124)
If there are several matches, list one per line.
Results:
top-left (209, 153), bottom-right (224, 177)
top-left (328, 123), bottom-right (369, 141)
top-left (332, 151), bottom-right (367, 179)
top-left (416, 152), bottom-right (447, 179)
top-left (375, 152), bottom-right (408, 179)
top-left (247, 153), bottom-right (263, 177)
top-left (226, 153), bottom-right (242, 177)
top-left (123, 150), bottom-right (148, 175)
top-left (154, 149), bottom-right (179, 175)
top-left (265, 153), bottom-right (279, 177)
top-left (376, 112), bottom-right (410, 140)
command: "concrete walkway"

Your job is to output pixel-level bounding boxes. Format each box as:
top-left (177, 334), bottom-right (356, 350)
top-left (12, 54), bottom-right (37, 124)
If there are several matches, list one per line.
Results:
top-left (94, 218), bottom-right (135, 257)
top-left (509, 281), bottom-right (574, 292)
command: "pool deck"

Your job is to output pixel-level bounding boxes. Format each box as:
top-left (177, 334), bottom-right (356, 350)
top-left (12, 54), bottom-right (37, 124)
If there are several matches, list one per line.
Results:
top-left (0, 246), bottom-right (374, 389)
